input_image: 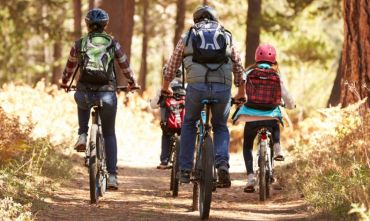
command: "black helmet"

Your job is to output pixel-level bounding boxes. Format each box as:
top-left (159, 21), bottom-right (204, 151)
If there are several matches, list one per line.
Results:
top-left (193, 6), bottom-right (218, 23)
top-left (85, 8), bottom-right (109, 27)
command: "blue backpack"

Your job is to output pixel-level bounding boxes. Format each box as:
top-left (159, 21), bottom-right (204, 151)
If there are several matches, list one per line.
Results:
top-left (185, 20), bottom-right (230, 64)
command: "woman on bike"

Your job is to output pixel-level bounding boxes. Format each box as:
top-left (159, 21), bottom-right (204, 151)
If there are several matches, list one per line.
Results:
top-left (162, 5), bottom-right (246, 187)
top-left (60, 8), bottom-right (138, 189)
top-left (233, 44), bottom-right (295, 193)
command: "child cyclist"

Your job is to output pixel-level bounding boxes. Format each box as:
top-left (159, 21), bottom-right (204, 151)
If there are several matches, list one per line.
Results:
top-left (150, 66), bottom-right (186, 169)
top-left (232, 44), bottom-right (295, 193)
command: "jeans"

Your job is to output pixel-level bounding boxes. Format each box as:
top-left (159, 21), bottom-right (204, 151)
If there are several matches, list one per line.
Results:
top-left (74, 91), bottom-right (118, 175)
top-left (179, 83), bottom-right (231, 171)
top-left (243, 120), bottom-right (280, 175)
top-left (160, 133), bottom-right (172, 164)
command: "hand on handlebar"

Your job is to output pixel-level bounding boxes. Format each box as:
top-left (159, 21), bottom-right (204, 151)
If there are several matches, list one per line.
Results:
top-left (161, 87), bottom-right (173, 97)
top-left (231, 96), bottom-right (246, 107)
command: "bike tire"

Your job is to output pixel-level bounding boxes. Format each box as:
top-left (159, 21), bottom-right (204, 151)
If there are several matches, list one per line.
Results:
top-left (89, 125), bottom-right (99, 204)
top-left (171, 136), bottom-right (180, 197)
top-left (199, 136), bottom-right (214, 220)
top-left (259, 142), bottom-right (267, 201)
top-left (169, 136), bottom-right (175, 191)
top-left (97, 133), bottom-right (107, 197)
top-left (192, 182), bottom-right (199, 211)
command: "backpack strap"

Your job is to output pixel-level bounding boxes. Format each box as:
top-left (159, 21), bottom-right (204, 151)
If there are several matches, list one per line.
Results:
top-left (181, 61), bottom-right (185, 89)
top-left (185, 27), bottom-right (193, 47)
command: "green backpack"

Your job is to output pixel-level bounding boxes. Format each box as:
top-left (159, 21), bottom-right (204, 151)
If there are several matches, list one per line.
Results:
top-left (79, 33), bottom-right (115, 85)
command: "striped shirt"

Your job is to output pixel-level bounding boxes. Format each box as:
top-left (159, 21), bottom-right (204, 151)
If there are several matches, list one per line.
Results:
top-left (62, 39), bottom-right (135, 84)
top-left (164, 40), bottom-right (245, 87)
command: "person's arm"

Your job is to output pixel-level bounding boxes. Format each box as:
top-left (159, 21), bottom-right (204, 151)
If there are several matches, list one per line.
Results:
top-left (230, 46), bottom-right (246, 100)
top-left (162, 40), bottom-right (185, 94)
top-left (280, 79), bottom-right (296, 109)
top-left (61, 44), bottom-right (79, 85)
top-left (114, 41), bottom-right (137, 86)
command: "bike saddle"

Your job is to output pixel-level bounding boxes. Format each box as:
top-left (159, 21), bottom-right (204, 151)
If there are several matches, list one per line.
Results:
top-left (201, 99), bottom-right (219, 105)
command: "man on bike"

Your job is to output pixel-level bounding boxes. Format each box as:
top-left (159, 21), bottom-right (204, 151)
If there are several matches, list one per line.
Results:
top-left (60, 8), bottom-right (138, 189)
top-left (162, 5), bottom-right (245, 187)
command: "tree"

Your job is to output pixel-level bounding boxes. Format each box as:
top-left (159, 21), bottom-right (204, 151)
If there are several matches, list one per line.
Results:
top-left (100, 0), bottom-right (135, 85)
top-left (173, 0), bottom-right (186, 48)
top-left (203, 0), bottom-right (208, 6)
top-left (51, 43), bottom-right (62, 84)
top-left (339, 0), bottom-right (370, 107)
top-left (73, 0), bottom-right (82, 38)
top-left (328, 53), bottom-right (342, 107)
top-left (138, 0), bottom-right (149, 94)
top-left (245, 0), bottom-right (261, 67)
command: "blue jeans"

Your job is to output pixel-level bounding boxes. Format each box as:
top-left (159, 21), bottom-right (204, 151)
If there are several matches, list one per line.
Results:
top-left (160, 133), bottom-right (172, 164)
top-left (179, 83), bottom-right (231, 171)
top-left (74, 91), bottom-right (118, 175)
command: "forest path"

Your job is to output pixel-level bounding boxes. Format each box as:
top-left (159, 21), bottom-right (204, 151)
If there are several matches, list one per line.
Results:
top-left (36, 150), bottom-right (314, 221)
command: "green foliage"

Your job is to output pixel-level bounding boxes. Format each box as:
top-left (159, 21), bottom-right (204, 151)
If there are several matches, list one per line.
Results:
top-left (0, 0), bottom-right (69, 83)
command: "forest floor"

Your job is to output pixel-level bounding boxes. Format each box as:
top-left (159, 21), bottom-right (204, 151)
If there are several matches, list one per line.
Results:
top-left (35, 148), bottom-right (319, 221)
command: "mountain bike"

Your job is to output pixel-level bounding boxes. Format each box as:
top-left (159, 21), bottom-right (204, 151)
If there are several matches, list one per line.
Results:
top-left (191, 99), bottom-right (218, 220)
top-left (64, 85), bottom-right (140, 204)
top-left (256, 127), bottom-right (274, 201)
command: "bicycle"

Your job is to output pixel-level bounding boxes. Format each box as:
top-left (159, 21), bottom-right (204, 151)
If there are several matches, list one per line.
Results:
top-left (63, 85), bottom-right (140, 204)
top-left (191, 99), bottom-right (218, 220)
top-left (231, 98), bottom-right (278, 201)
top-left (158, 93), bottom-right (184, 197)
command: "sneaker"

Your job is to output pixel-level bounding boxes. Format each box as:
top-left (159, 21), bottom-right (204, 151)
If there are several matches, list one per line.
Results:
top-left (156, 163), bottom-right (171, 170)
top-left (244, 173), bottom-right (256, 193)
top-left (74, 133), bottom-right (87, 152)
top-left (179, 170), bottom-right (191, 184)
top-left (217, 165), bottom-right (231, 188)
top-left (273, 143), bottom-right (285, 161)
top-left (107, 174), bottom-right (118, 190)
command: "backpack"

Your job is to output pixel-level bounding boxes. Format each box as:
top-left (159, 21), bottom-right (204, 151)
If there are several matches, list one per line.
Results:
top-left (78, 33), bottom-right (115, 85)
top-left (245, 68), bottom-right (282, 110)
top-left (185, 20), bottom-right (230, 64)
top-left (160, 94), bottom-right (186, 134)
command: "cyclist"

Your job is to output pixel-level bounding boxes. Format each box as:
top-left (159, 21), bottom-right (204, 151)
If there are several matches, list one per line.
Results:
top-left (60, 8), bottom-right (138, 189)
top-left (150, 66), bottom-right (185, 169)
top-left (232, 44), bottom-right (295, 193)
top-left (162, 5), bottom-right (245, 188)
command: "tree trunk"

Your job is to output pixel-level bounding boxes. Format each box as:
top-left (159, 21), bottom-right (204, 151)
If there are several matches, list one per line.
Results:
top-left (245, 0), bottom-right (261, 67)
top-left (203, 0), bottom-right (208, 6)
top-left (100, 0), bottom-right (135, 86)
top-left (339, 0), bottom-right (370, 107)
top-left (173, 0), bottom-right (186, 48)
top-left (51, 43), bottom-right (62, 84)
top-left (328, 53), bottom-right (342, 107)
top-left (89, 0), bottom-right (94, 9)
top-left (73, 0), bottom-right (82, 39)
top-left (139, 0), bottom-right (149, 94)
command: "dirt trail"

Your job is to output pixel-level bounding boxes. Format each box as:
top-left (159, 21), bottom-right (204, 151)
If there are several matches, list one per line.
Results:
top-left (36, 151), bottom-right (314, 221)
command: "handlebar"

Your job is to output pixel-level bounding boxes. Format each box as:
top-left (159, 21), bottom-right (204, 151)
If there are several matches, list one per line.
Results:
top-left (60, 85), bottom-right (141, 93)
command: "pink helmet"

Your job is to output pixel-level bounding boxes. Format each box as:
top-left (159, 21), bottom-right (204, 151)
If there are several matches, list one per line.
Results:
top-left (255, 44), bottom-right (277, 63)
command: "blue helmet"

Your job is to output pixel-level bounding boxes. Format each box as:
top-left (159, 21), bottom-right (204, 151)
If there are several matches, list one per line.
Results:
top-left (85, 8), bottom-right (109, 27)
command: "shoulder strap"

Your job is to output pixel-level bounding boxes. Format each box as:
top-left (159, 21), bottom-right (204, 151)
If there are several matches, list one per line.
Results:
top-left (185, 27), bottom-right (193, 47)
top-left (181, 61), bottom-right (185, 89)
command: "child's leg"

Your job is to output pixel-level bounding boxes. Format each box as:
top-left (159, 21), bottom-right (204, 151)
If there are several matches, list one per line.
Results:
top-left (160, 132), bottom-right (172, 164)
top-left (243, 123), bottom-right (258, 175)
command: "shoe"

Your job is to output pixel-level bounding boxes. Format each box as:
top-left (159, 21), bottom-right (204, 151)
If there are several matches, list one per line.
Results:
top-left (244, 173), bottom-right (256, 193)
top-left (74, 133), bottom-right (87, 152)
top-left (156, 163), bottom-right (171, 170)
top-left (217, 165), bottom-right (231, 188)
top-left (273, 143), bottom-right (285, 161)
top-left (107, 174), bottom-right (118, 190)
top-left (179, 170), bottom-right (191, 184)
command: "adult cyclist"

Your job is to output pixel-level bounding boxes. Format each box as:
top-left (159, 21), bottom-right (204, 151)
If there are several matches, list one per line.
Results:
top-left (162, 5), bottom-right (245, 188)
top-left (60, 8), bottom-right (139, 189)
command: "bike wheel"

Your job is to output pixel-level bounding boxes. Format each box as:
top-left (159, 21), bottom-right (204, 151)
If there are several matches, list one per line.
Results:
top-left (171, 136), bottom-right (180, 197)
top-left (192, 182), bottom-right (199, 211)
top-left (199, 136), bottom-right (214, 220)
top-left (169, 137), bottom-right (175, 191)
top-left (89, 125), bottom-right (99, 204)
top-left (97, 133), bottom-right (107, 197)
top-left (259, 142), bottom-right (267, 201)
